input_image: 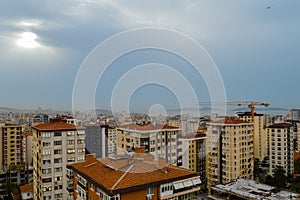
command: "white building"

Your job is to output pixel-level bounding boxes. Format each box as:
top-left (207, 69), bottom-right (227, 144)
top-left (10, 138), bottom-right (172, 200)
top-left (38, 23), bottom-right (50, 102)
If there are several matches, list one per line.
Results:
top-left (267, 123), bottom-right (294, 176)
top-left (117, 123), bottom-right (181, 165)
top-left (32, 119), bottom-right (86, 200)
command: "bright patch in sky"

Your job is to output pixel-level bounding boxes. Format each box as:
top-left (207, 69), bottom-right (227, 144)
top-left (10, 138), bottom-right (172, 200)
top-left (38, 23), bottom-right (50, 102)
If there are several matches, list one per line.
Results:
top-left (17, 32), bottom-right (40, 48)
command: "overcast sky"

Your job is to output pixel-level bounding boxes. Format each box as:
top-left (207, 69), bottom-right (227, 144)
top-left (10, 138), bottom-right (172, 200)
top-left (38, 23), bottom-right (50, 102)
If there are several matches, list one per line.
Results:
top-left (0, 0), bottom-right (299, 112)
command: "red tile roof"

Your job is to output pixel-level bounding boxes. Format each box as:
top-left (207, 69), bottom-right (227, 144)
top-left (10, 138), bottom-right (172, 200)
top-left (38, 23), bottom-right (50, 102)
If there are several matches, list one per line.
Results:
top-left (118, 123), bottom-right (179, 132)
top-left (69, 154), bottom-right (197, 193)
top-left (294, 151), bottom-right (300, 160)
top-left (20, 183), bottom-right (33, 193)
top-left (211, 117), bottom-right (250, 125)
top-left (33, 122), bottom-right (84, 131)
top-left (267, 123), bottom-right (292, 128)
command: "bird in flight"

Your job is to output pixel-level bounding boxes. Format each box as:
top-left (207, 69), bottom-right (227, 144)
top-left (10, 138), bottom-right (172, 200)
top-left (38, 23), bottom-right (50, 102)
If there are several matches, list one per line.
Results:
top-left (265, 5), bottom-right (272, 10)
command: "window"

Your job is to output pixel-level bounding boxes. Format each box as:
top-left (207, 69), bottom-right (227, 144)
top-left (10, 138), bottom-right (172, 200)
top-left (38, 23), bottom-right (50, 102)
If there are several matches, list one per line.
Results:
top-left (43, 141), bottom-right (51, 147)
top-left (42, 168), bottom-right (52, 174)
top-left (55, 193), bottom-right (63, 198)
top-left (42, 150), bottom-right (51, 156)
top-left (77, 131), bottom-right (85, 135)
top-left (42, 177), bottom-right (52, 183)
top-left (54, 132), bottom-right (62, 137)
top-left (77, 174), bottom-right (87, 187)
top-left (55, 176), bottom-right (62, 181)
top-left (54, 167), bottom-right (62, 172)
top-left (67, 140), bottom-right (75, 145)
top-left (77, 139), bottom-right (84, 144)
top-left (96, 187), bottom-right (101, 194)
top-left (77, 155), bottom-right (85, 161)
top-left (90, 183), bottom-right (94, 191)
top-left (77, 148), bottom-right (85, 153)
top-left (54, 149), bottom-right (62, 155)
top-left (67, 148), bottom-right (75, 154)
top-left (42, 132), bottom-right (51, 138)
top-left (147, 186), bottom-right (154, 195)
top-left (67, 131), bottom-right (75, 136)
top-left (54, 185), bottom-right (63, 190)
top-left (54, 158), bottom-right (62, 163)
top-left (43, 159), bottom-right (51, 165)
top-left (43, 195), bottom-right (51, 200)
top-left (42, 185), bottom-right (52, 192)
top-left (54, 141), bottom-right (62, 145)
top-left (67, 157), bottom-right (75, 162)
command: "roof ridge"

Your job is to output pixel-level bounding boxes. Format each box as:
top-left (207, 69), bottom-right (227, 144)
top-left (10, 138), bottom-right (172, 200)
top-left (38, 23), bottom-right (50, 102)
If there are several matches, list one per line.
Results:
top-left (111, 164), bottom-right (134, 190)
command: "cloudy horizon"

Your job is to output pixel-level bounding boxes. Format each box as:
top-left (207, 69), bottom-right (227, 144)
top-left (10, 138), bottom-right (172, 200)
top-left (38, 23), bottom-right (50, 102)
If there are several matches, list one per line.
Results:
top-left (1, 0), bottom-right (300, 113)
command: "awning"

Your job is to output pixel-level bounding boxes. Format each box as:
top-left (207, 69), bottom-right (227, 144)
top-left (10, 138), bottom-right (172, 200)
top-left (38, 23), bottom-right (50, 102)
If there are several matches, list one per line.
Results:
top-left (173, 182), bottom-right (184, 190)
top-left (173, 176), bottom-right (202, 190)
top-left (183, 180), bottom-right (193, 187)
top-left (191, 177), bottom-right (202, 185)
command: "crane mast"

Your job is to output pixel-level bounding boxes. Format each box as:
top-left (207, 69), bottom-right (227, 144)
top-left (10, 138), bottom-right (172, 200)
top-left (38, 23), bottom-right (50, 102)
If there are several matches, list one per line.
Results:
top-left (198, 101), bottom-right (270, 138)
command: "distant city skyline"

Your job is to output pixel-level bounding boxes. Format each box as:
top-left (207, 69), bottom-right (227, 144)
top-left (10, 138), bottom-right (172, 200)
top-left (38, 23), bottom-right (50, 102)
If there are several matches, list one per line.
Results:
top-left (1, 1), bottom-right (300, 112)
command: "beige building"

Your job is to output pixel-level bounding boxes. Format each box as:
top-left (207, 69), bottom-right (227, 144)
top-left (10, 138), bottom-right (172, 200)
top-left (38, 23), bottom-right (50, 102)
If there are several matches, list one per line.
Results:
top-left (179, 133), bottom-right (206, 184)
top-left (0, 123), bottom-right (24, 171)
top-left (22, 131), bottom-right (33, 166)
top-left (238, 112), bottom-right (267, 161)
top-left (32, 119), bottom-right (85, 200)
top-left (206, 117), bottom-right (254, 187)
top-left (267, 123), bottom-right (294, 176)
top-left (117, 123), bottom-right (180, 165)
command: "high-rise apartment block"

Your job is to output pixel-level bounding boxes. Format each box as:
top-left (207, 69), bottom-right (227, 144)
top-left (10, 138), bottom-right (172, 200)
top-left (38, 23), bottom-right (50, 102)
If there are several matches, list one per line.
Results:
top-left (179, 133), bottom-right (206, 183)
top-left (117, 123), bottom-right (180, 165)
top-left (0, 123), bottom-right (24, 171)
top-left (206, 117), bottom-right (254, 187)
top-left (267, 123), bottom-right (294, 176)
top-left (32, 119), bottom-right (85, 200)
top-left (85, 124), bottom-right (117, 158)
top-left (238, 112), bottom-right (267, 161)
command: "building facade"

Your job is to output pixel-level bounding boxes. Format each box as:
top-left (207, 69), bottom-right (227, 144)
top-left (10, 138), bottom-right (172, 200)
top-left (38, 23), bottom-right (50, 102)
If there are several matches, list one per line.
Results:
top-left (117, 123), bottom-right (180, 165)
top-left (0, 123), bottom-right (24, 171)
top-left (267, 123), bottom-right (294, 176)
top-left (32, 119), bottom-right (85, 200)
top-left (206, 117), bottom-right (254, 187)
top-left (238, 112), bottom-right (267, 161)
top-left (85, 124), bottom-right (117, 158)
top-left (68, 154), bottom-right (202, 200)
top-left (178, 133), bottom-right (206, 184)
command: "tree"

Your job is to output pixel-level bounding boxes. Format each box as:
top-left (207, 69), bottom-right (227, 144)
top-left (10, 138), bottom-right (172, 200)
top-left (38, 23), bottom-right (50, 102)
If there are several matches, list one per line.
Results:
top-left (273, 166), bottom-right (287, 191)
top-left (265, 175), bottom-right (274, 186)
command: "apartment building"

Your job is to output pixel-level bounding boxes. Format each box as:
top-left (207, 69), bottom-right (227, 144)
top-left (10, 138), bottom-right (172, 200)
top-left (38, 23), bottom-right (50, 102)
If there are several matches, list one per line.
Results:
top-left (0, 123), bottom-right (24, 171)
top-left (67, 154), bottom-right (202, 200)
top-left (178, 133), bottom-right (206, 184)
top-left (267, 123), bottom-right (294, 176)
top-left (32, 119), bottom-right (86, 200)
top-left (238, 112), bottom-right (267, 161)
top-left (298, 123), bottom-right (300, 151)
top-left (117, 123), bottom-right (180, 165)
top-left (85, 124), bottom-right (117, 158)
top-left (206, 117), bottom-right (254, 187)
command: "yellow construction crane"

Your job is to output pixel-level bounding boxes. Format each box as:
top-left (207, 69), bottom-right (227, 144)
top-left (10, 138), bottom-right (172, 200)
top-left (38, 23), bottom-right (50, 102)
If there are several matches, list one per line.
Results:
top-left (198, 101), bottom-right (269, 123)
top-left (198, 101), bottom-right (270, 144)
